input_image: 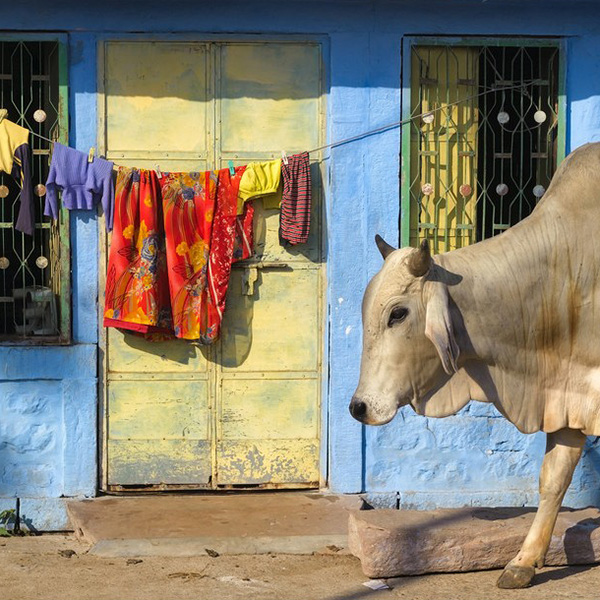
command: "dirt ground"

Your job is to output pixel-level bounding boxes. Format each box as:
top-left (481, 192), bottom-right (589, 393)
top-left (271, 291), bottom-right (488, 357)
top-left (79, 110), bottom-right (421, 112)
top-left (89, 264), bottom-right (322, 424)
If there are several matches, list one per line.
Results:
top-left (2, 534), bottom-right (600, 600)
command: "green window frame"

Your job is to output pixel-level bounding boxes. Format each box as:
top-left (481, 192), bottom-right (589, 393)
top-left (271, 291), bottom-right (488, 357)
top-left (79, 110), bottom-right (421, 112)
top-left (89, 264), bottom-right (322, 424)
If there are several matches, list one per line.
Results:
top-left (0, 34), bottom-right (70, 344)
top-left (400, 37), bottom-right (567, 252)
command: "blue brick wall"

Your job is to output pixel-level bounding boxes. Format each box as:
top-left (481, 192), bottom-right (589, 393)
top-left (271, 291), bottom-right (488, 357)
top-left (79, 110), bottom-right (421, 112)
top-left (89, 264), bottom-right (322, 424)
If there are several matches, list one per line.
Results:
top-left (365, 403), bottom-right (600, 509)
top-left (0, 381), bottom-right (65, 497)
top-left (0, 347), bottom-right (97, 529)
top-left (1, 1), bottom-right (600, 529)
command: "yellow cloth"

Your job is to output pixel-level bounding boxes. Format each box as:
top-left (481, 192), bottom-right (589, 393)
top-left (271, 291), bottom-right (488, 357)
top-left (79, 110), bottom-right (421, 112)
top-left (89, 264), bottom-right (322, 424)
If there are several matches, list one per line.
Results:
top-left (237, 159), bottom-right (282, 214)
top-left (0, 118), bottom-right (29, 175)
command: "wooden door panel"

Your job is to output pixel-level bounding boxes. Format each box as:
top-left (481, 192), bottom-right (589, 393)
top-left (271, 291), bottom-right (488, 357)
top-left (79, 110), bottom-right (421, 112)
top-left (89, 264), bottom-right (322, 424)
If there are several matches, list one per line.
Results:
top-left (217, 440), bottom-right (319, 485)
top-left (107, 379), bottom-right (211, 485)
top-left (220, 269), bottom-right (319, 373)
top-left (108, 329), bottom-right (209, 375)
top-left (105, 42), bottom-right (210, 156)
top-left (219, 43), bottom-right (320, 154)
top-left (108, 440), bottom-right (211, 485)
top-left (220, 378), bottom-right (319, 440)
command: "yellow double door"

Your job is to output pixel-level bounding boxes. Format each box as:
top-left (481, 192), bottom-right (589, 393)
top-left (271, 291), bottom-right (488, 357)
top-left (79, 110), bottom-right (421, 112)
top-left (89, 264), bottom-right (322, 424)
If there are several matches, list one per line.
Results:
top-left (100, 40), bottom-right (324, 490)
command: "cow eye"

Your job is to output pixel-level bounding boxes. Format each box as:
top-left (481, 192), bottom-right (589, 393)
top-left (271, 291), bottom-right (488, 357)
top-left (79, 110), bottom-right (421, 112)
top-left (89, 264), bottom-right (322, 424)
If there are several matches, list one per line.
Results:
top-left (388, 307), bottom-right (408, 327)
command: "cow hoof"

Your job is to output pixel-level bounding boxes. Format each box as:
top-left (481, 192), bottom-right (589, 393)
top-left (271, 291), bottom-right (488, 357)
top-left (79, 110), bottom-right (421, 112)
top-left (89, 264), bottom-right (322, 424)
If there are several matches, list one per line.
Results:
top-left (497, 565), bottom-right (535, 589)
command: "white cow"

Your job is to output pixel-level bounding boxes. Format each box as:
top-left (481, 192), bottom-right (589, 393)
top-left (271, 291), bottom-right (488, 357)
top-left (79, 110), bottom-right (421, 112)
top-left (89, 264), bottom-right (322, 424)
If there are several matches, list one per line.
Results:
top-left (350, 142), bottom-right (600, 588)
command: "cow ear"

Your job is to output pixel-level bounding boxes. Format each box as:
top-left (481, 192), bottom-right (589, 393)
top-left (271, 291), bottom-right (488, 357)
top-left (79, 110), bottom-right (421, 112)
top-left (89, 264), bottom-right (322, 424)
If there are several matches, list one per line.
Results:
top-left (424, 283), bottom-right (459, 375)
top-left (375, 234), bottom-right (396, 260)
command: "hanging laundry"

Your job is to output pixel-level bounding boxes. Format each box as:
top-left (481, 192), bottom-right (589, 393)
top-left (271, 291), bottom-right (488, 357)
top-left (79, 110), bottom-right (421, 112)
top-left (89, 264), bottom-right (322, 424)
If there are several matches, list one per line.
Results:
top-left (0, 110), bottom-right (34, 235)
top-left (280, 151), bottom-right (311, 245)
top-left (44, 142), bottom-right (115, 230)
top-left (160, 171), bottom-right (218, 342)
top-left (104, 168), bottom-right (172, 334)
top-left (207, 165), bottom-right (254, 340)
top-left (233, 196), bottom-right (254, 261)
top-left (237, 159), bottom-right (282, 214)
top-left (104, 166), bottom-right (256, 344)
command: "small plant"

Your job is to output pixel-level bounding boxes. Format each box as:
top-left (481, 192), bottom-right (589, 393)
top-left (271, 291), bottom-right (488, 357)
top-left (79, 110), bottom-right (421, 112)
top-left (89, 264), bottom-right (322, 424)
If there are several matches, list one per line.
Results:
top-left (0, 509), bottom-right (16, 537)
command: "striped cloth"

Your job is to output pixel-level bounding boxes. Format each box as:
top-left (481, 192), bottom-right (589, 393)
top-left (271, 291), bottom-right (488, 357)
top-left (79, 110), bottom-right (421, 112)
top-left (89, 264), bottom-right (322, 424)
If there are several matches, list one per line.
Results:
top-left (280, 151), bottom-right (311, 245)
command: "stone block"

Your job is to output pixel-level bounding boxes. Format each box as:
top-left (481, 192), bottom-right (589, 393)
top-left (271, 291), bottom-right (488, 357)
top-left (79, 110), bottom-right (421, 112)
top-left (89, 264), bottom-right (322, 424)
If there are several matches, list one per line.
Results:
top-left (361, 493), bottom-right (398, 509)
top-left (348, 507), bottom-right (600, 578)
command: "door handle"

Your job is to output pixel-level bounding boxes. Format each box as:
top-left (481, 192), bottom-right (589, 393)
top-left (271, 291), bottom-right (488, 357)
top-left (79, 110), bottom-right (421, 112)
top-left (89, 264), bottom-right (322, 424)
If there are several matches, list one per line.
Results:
top-left (241, 266), bottom-right (259, 296)
top-left (240, 262), bottom-right (290, 295)
top-left (254, 261), bottom-right (290, 269)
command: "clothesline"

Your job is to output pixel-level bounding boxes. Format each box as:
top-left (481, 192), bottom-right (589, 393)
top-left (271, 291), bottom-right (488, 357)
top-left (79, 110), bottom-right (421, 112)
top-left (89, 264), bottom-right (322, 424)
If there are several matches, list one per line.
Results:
top-left (29, 130), bottom-right (54, 144)
top-left (24, 78), bottom-right (545, 160)
top-left (305, 79), bottom-right (547, 154)
top-left (2, 78), bottom-right (545, 342)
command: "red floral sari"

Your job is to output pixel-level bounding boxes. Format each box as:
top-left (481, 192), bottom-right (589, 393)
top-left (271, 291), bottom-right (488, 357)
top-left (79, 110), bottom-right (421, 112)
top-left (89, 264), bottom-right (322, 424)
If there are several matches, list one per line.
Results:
top-left (160, 171), bottom-right (217, 341)
top-left (103, 168), bottom-right (172, 334)
top-left (105, 167), bottom-right (254, 343)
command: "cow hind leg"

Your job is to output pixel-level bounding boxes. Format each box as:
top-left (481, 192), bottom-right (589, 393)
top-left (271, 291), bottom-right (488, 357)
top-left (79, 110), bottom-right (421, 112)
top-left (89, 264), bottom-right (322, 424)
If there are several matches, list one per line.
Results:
top-left (497, 427), bottom-right (586, 589)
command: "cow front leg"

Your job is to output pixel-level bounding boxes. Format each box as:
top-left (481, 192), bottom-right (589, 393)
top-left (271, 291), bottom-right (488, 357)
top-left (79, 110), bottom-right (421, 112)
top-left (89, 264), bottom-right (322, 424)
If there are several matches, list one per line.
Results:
top-left (497, 428), bottom-right (585, 589)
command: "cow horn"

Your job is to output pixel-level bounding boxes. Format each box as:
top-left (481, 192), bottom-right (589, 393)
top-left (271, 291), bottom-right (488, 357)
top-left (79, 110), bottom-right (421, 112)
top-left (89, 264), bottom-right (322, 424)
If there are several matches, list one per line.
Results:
top-left (375, 234), bottom-right (396, 259)
top-left (407, 239), bottom-right (432, 277)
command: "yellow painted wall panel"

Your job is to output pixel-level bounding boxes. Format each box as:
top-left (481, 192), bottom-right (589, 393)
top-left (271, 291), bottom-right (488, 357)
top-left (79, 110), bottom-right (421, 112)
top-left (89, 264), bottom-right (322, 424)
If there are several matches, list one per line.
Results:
top-left (105, 42), bottom-right (209, 154)
top-left (217, 440), bottom-right (319, 485)
top-left (108, 439), bottom-right (211, 485)
top-left (108, 328), bottom-right (209, 374)
top-left (220, 44), bottom-right (320, 153)
top-left (220, 268), bottom-right (319, 372)
top-left (108, 380), bottom-right (209, 440)
top-left (220, 378), bottom-right (318, 440)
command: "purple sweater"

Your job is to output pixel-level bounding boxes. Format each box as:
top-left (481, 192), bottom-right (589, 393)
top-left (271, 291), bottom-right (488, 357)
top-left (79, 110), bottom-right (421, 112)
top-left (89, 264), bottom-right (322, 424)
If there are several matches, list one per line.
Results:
top-left (44, 143), bottom-right (114, 230)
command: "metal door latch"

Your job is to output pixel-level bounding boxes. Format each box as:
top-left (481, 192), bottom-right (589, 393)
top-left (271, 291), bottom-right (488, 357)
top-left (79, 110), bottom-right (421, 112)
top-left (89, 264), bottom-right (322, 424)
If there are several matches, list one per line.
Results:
top-left (241, 262), bottom-right (290, 295)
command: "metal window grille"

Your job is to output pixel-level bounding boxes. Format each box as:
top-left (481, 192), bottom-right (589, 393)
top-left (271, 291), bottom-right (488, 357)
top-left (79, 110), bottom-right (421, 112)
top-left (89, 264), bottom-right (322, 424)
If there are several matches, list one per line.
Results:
top-left (0, 40), bottom-right (69, 342)
top-left (408, 43), bottom-right (561, 254)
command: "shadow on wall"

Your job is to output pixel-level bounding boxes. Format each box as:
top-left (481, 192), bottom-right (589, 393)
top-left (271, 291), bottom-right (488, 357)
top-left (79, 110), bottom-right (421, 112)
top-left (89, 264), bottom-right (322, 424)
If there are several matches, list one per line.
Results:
top-left (102, 41), bottom-right (327, 102)
top-left (101, 41), bottom-right (327, 165)
top-left (117, 163), bottom-right (326, 368)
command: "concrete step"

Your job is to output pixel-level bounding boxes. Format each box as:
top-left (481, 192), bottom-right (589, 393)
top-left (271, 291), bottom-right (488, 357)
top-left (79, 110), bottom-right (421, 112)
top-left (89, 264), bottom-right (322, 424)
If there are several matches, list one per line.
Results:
top-left (66, 492), bottom-right (361, 557)
top-left (349, 506), bottom-right (600, 578)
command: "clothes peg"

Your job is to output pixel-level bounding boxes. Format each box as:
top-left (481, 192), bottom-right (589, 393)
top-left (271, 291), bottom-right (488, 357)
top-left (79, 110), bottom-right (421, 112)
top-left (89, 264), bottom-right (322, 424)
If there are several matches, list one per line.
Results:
top-left (155, 164), bottom-right (163, 179)
top-left (88, 147), bottom-right (95, 163)
top-left (0, 109), bottom-right (7, 124)
top-left (281, 150), bottom-right (289, 165)
top-left (228, 161), bottom-right (235, 176)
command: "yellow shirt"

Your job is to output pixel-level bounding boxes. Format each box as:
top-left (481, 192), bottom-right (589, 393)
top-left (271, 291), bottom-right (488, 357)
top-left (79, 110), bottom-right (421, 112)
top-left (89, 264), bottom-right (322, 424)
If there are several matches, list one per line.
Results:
top-left (0, 117), bottom-right (29, 175)
top-left (237, 159), bottom-right (282, 214)
top-left (0, 113), bottom-right (35, 235)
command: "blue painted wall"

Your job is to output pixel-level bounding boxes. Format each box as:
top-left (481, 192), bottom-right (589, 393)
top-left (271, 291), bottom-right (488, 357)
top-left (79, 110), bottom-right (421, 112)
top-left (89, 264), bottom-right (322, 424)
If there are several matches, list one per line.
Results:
top-left (2, 0), bottom-right (600, 528)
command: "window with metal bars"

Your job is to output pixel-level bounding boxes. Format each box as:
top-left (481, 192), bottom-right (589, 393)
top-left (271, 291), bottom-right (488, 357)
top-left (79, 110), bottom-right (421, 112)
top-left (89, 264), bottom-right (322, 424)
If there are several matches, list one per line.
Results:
top-left (404, 42), bottom-right (563, 254)
top-left (0, 40), bottom-right (69, 343)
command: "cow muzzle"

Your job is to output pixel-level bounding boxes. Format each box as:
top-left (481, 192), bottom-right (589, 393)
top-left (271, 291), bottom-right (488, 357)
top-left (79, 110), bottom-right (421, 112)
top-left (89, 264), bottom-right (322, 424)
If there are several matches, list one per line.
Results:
top-left (349, 396), bottom-right (368, 422)
top-left (349, 392), bottom-right (402, 425)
